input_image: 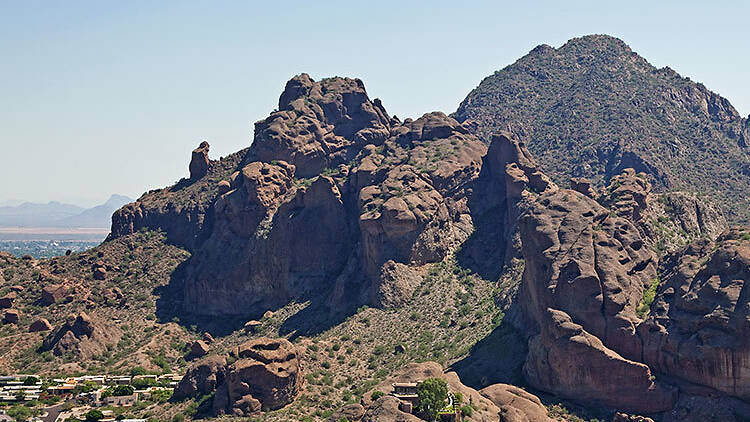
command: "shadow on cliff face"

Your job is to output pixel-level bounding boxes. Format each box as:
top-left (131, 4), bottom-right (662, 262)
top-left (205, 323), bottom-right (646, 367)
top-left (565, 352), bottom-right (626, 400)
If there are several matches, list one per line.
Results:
top-left (277, 297), bottom-right (359, 340)
top-left (153, 258), bottom-right (359, 338)
top-left (455, 205), bottom-right (507, 281)
top-left (153, 260), bottom-right (248, 337)
top-left (449, 320), bottom-right (527, 389)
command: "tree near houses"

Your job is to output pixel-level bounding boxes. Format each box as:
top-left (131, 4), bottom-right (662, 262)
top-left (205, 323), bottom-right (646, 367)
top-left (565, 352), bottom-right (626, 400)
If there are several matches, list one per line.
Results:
top-left (417, 377), bottom-right (448, 421)
top-left (84, 410), bottom-right (104, 422)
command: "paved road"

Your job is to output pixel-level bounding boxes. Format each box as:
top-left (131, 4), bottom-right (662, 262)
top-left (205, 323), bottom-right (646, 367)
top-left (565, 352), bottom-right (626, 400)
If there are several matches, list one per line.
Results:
top-left (42, 403), bottom-right (65, 422)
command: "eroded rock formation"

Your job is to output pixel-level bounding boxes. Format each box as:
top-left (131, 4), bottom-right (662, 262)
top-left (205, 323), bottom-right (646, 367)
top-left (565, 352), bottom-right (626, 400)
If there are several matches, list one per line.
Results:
top-left (178, 76), bottom-right (486, 315)
top-left (40, 312), bottom-right (121, 359)
top-left (213, 337), bottom-right (302, 415)
top-left (640, 227), bottom-right (750, 400)
top-left (173, 355), bottom-right (227, 401)
top-left (190, 141), bottom-right (210, 180)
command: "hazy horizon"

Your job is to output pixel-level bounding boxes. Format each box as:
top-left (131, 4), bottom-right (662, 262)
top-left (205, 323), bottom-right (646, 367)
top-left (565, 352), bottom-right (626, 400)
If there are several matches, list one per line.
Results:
top-left (2, 1), bottom-right (749, 207)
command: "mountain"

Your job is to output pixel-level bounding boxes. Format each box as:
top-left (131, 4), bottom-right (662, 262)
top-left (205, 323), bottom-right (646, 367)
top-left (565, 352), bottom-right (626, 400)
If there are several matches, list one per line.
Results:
top-left (2, 36), bottom-right (750, 422)
top-left (55, 194), bottom-right (133, 228)
top-left (0, 194), bottom-right (133, 228)
top-left (0, 201), bottom-right (85, 226)
top-left (454, 34), bottom-right (750, 223)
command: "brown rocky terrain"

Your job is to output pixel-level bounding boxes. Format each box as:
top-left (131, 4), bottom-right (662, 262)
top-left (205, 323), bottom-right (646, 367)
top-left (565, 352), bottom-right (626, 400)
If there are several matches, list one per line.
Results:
top-left (107, 74), bottom-right (490, 318)
top-left (3, 47), bottom-right (750, 422)
top-left (0, 232), bottom-right (194, 376)
top-left (640, 227), bottom-right (750, 401)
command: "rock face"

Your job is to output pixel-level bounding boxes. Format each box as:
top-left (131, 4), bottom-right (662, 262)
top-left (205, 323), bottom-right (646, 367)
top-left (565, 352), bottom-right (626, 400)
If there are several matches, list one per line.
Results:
top-left (640, 227), bottom-right (750, 400)
top-left (173, 355), bottom-right (227, 401)
top-left (515, 181), bottom-right (678, 412)
top-left (523, 309), bottom-right (675, 412)
top-left (190, 141), bottom-right (210, 180)
top-left (479, 383), bottom-right (553, 422)
top-left (518, 186), bottom-right (658, 359)
top-left (178, 76), bottom-right (486, 315)
top-left (213, 337), bottom-right (302, 416)
top-left (107, 148), bottom-right (246, 250)
top-left (40, 312), bottom-right (120, 359)
top-left (459, 132), bottom-right (558, 279)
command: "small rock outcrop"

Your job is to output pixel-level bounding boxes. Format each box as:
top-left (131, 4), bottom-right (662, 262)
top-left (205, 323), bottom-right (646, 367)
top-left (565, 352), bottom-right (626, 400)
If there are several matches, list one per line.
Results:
top-left (2, 309), bottom-right (20, 324)
top-left (173, 355), bottom-right (227, 401)
top-left (362, 396), bottom-right (422, 422)
top-left (329, 403), bottom-right (365, 422)
top-left (92, 261), bottom-right (107, 280)
top-left (187, 340), bottom-right (210, 360)
top-left (28, 318), bottom-right (53, 332)
top-left (0, 292), bottom-right (16, 308)
top-left (190, 141), bottom-right (210, 180)
top-left (40, 312), bottom-right (120, 359)
top-left (212, 337), bottom-right (302, 416)
top-left (41, 284), bottom-right (68, 305)
top-left (479, 383), bottom-right (553, 422)
top-left (600, 169), bottom-right (727, 253)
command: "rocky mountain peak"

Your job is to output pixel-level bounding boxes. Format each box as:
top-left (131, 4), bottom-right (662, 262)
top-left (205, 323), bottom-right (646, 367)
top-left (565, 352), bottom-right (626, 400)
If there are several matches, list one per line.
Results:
top-left (455, 35), bottom-right (750, 222)
top-left (247, 74), bottom-right (391, 178)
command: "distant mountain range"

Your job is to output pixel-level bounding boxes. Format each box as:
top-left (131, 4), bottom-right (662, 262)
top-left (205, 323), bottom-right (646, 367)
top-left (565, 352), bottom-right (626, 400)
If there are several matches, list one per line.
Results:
top-left (0, 194), bottom-right (133, 228)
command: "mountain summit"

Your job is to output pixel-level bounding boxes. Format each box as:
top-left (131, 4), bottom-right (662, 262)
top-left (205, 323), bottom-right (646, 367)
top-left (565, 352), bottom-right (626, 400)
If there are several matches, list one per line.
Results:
top-left (455, 34), bottom-right (750, 221)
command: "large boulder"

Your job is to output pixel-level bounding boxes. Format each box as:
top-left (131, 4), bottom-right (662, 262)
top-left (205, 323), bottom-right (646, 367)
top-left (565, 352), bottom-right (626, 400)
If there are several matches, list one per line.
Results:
top-left (173, 355), bottom-right (227, 401)
top-left (2, 308), bottom-right (20, 324)
top-left (0, 292), bottom-right (16, 308)
top-left (187, 340), bottom-right (210, 360)
top-left (29, 318), bottom-right (53, 333)
top-left (213, 337), bottom-right (302, 416)
top-left (41, 284), bottom-right (68, 305)
top-left (329, 403), bottom-right (365, 422)
top-left (479, 384), bottom-right (553, 422)
top-left (361, 396), bottom-right (422, 422)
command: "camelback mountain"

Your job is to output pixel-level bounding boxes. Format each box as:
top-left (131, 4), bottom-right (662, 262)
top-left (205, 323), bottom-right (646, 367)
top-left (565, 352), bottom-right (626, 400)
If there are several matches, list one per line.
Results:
top-left (455, 34), bottom-right (750, 223)
top-left (1, 35), bottom-right (749, 422)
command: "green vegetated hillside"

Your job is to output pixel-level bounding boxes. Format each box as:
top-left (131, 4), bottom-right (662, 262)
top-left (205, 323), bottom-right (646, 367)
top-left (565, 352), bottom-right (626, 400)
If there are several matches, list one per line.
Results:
top-left (455, 34), bottom-right (750, 222)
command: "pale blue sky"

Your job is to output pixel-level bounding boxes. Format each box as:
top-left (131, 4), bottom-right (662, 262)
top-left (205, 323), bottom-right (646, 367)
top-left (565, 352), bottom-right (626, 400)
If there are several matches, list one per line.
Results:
top-left (1, 1), bottom-right (748, 206)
